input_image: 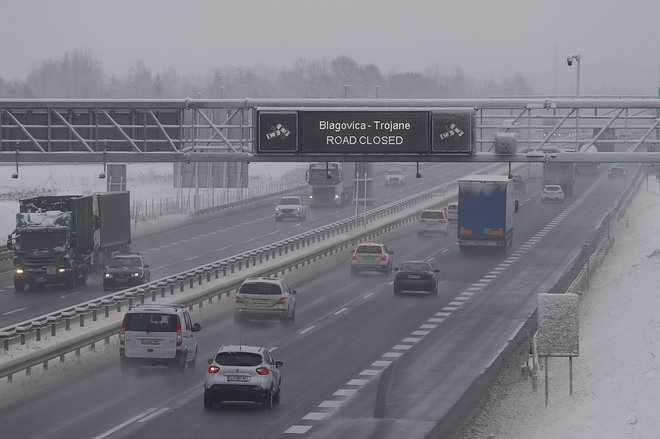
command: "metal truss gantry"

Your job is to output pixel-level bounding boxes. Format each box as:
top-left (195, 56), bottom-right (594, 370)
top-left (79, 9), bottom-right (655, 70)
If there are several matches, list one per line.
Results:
top-left (0, 97), bottom-right (659, 163)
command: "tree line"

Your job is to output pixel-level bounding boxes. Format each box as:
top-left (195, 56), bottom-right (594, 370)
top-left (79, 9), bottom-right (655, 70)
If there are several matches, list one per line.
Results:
top-left (0, 48), bottom-right (534, 99)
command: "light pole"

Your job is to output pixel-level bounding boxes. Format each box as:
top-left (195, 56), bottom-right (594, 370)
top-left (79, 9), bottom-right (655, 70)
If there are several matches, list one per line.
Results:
top-left (567, 53), bottom-right (581, 150)
top-left (344, 84), bottom-right (351, 99)
top-left (375, 85), bottom-right (381, 98)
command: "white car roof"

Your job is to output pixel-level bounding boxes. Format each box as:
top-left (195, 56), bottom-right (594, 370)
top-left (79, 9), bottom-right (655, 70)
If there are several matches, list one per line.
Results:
top-left (217, 345), bottom-right (264, 354)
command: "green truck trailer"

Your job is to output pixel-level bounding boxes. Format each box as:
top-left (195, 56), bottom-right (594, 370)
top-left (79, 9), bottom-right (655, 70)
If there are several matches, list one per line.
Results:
top-left (7, 192), bottom-right (131, 291)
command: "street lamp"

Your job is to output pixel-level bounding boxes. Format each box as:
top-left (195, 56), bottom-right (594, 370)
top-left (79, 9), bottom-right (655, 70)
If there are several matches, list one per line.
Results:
top-left (375, 85), bottom-right (381, 98)
top-left (344, 84), bottom-right (351, 99)
top-left (567, 53), bottom-right (581, 150)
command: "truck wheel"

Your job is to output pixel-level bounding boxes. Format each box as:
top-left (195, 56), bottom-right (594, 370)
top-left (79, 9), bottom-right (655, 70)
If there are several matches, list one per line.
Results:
top-left (14, 280), bottom-right (26, 292)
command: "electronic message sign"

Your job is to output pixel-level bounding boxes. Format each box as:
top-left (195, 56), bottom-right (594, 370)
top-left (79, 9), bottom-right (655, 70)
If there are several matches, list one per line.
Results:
top-left (300, 111), bottom-right (429, 154)
top-left (257, 111), bottom-right (298, 152)
top-left (431, 109), bottom-right (476, 153)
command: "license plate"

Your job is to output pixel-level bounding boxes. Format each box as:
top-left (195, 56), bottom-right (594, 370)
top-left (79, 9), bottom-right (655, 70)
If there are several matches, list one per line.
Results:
top-left (408, 274), bottom-right (421, 279)
top-left (115, 278), bottom-right (127, 283)
top-left (141, 339), bottom-right (160, 345)
top-left (46, 266), bottom-right (56, 275)
top-left (34, 276), bottom-right (46, 283)
top-left (227, 375), bottom-right (250, 382)
top-left (252, 299), bottom-right (269, 305)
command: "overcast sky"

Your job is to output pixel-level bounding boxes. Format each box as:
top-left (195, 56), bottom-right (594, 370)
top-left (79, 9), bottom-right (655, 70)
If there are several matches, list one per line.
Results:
top-left (1, 0), bottom-right (659, 95)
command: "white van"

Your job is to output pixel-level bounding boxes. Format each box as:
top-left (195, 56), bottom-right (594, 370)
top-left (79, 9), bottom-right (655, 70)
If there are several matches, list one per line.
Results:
top-left (119, 304), bottom-right (201, 371)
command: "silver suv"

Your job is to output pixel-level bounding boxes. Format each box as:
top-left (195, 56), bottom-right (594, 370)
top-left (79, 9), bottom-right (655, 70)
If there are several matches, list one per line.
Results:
top-left (234, 277), bottom-right (297, 325)
top-left (417, 209), bottom-right (449, 236)
top-left (385, 168), bottom-right (407, 186)
top-left (204, 345), bottom-right (283, 409)
top-left (350, 243), bottom-right (393, 275)
top-left (275, 196), bottom-right (307, 221)
top-left (119, 304), bottom-right (201, 372)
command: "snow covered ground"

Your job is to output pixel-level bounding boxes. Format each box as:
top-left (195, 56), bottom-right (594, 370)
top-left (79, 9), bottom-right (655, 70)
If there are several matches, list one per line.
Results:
top-left (461, 175), bottom-right (660, 439)
top-left (0, 162), bottom-right (305, 240)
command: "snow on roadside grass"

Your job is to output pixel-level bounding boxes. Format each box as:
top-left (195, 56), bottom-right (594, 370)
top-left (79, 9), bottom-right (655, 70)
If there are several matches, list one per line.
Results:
top-left (460, 177), bottom-right (660, 439)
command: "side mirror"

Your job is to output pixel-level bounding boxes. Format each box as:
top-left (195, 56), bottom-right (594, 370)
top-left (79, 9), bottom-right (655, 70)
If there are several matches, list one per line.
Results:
top-left (207, 359), bottom-right (213, 365)
top-left (434, 269), bottom-right (440, 273)
top-left (389, 251), bottom-right (394, 255)
top-left (193, 323), bottom-right (201, 332)
top-left (514, 200), bottom-right (520, 214)
top-left (351, 250), bottom-right (355, 254)
top-left (292, 290), bottom-right (297, 295)
top-left (275, 360), bottom-right (284, 368)
top-left (143, 264), bottom-right (149, 268)
top-left (6, 236), bottom-right (12, 250)
top-left (395, 267), bottom-right (399, 272)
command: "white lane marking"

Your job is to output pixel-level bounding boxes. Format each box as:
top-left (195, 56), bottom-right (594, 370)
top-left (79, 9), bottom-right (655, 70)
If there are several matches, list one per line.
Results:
top-left (303, 412), bottom-right (330, 420)
top-left (284, 425), bottom-right (313, 434)
top-left (392, 344), bottom-right (412, 350)
top-left (319, 400), bottom-right (343, 408)
top-left (371, 360), bottom-right (393, 367)
top-left (359, 369), bottom-right (381, 376)
top-left (441, 248), bottom-right (449, 254)
top-left (363, 292), bottom-right (374, 299)
top-left (403, 337), bottom-right (422, 343)
top-left (435, 312), bottom-right (451, 317)
top-left (448, 301), bottom-right (463, 306)
top-left (334, 389), bottom-right (357, 397)
top-left (484, 275), bottom-right (497, 279)
top-left (383, 352), bottom-right (404, 358)
top-left (443, 306), bottom-right (458, 311)
top-left (347, 379), bottom-right (369, 386)
top-left (138, 407), bottom-right (169, 423)
top-left (387, 281), bottom-right (394, 285)
top-left (299, 325), bottom-right (315, 335)
top-left (428, 318), bottom-right (445, 323)
top-left (2, 307), bottom-right (27, 316)
top-left (92, 408), bottom-right (157, 439)
top-left (420, 324), bottom-right (438, 329)
top-left (412, 330), bottom-right (431, 336)
top-left (334, 307), bottom-right (348, 315)
top-left (59, 291), bottom-right (81, 299)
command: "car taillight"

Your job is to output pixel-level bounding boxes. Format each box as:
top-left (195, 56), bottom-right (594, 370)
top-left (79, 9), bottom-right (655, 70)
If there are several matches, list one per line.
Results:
top-left (381, 254), bottom-right (388, 261)
top-left (119, 314), bottom-right (127, 345)
top-left (276, 297), bottom-right (287, 304)
top-left (441, 219), bottom-right (447, 223)
top-left (395, 272), bottom-right (401, 279)
top-left (256, 367), bottom-right (269, 375)
top-left (444, 210), bottom-right (448, 215)
top-left (208, 365), bottom-right (220, 374)
top-left (176, 315), bottom-right (182, 347)
top-left (235, 295), bottom-right (245, 303)
top-left (351, 252), bottom-right (357, 261)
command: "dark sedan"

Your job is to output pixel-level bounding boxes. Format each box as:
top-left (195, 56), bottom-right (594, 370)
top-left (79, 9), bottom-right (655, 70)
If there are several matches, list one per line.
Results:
top-left (394, 261), bottom-right (440, 296)
top-left (103, 254), bottom-right (150, 291)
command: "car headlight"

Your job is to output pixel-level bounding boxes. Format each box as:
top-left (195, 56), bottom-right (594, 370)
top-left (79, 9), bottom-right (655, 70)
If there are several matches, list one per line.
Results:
top-left (334, 194), bottom-right (340, 199)
top-left (58, 268), bottom-right (67, 273)
top-left (132, 272), bottom-right (141, 277)
top-left (296, 207), bottom-right (301, 211)
top-left (104, 273), bottom-right (112, 278)
top-left (15, 268), bottom-right (24, 275)
top-left (275, 208), bottom-right (280, 211)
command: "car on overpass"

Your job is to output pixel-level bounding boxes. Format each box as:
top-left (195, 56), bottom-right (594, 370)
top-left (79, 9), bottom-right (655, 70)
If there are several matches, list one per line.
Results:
top-left (608, 166), bottom-right (628, 179)
top-left (394, 261), bottom-right (440, 296)
top-left (204, 345), bottom-right (283, 409)
top-left (385, 167), bottom-right (407, 186)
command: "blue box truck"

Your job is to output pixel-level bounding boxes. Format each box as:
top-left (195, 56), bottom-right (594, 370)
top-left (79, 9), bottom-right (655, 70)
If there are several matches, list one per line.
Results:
top-left (457, 175), bottom-right (517, 255)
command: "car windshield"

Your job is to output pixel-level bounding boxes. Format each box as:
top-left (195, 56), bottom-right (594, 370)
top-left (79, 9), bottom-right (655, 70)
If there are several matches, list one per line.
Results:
top-left (109, 257), bottom-right (142, 268)
top-left (447, 205), bottom-right (457, 210)
top-left (420, 211), bottom-right (444, 219)
top-left (239, 282), bottom-right (282, 295)
top-left (387, 169), bottom-right (403, 175)
top-left (125, 313), bottom-right (177, 332)
top-left (215, 352), bottom-right (263, 367)
top-left (545, 186), bottom-right (560, 192)
top-left (356, 245), bottom-right (383, 254)
top-left (400, 262), bottom-right (431, 272)
top-left (279, 197), bottom-right (300, 205)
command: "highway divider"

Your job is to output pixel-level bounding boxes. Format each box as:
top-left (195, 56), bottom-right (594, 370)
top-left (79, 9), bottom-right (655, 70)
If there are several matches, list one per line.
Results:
top-left (0, 162), bottom-right (521, 383)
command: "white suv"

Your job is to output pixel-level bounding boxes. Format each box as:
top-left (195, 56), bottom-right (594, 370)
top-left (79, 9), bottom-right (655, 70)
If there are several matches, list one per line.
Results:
top-left (204, 345), bottom-right (283, 409)
top-left (417, 209), bottom-right (449, 236)
top-left (350, 243), bottom-right (394, 275)
top-left (541, 185), bottom-right (565, 203)
top-left (119, 304), bottom-right (201, 372)
top-left (234, 277), bottom-right (297, 325)
top-left (275, 196), bottom-right (307, 221)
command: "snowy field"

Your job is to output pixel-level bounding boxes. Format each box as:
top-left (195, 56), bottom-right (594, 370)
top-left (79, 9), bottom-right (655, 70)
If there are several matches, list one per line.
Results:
top-left (461, 176), bottom-right (660, 439)
top-left (0, 162), bottom-right (305, 240)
